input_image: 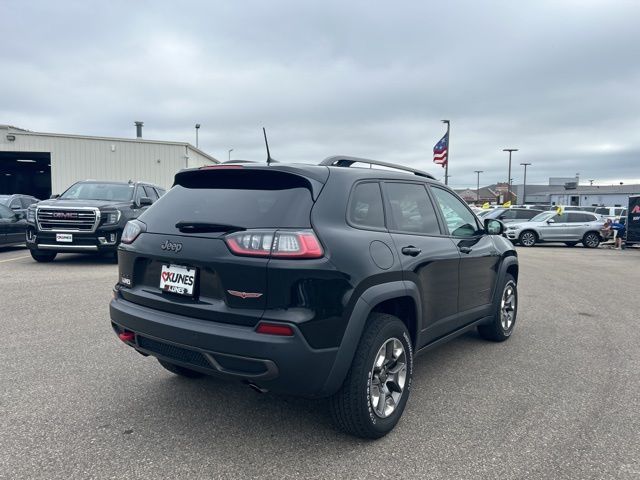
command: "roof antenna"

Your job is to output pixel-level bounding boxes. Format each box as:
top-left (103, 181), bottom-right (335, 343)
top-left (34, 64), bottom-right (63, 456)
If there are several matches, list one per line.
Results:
top-left (263, 127), bottom-right (274, 165)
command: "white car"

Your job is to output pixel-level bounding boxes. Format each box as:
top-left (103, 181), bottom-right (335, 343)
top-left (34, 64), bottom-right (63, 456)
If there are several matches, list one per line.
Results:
top-left (505, 210), bottom-right (605, 248)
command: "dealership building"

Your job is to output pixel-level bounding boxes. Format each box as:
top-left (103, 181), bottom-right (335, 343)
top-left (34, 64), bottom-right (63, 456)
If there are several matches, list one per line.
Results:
top-left (0, 124), bottom-right (218, 199)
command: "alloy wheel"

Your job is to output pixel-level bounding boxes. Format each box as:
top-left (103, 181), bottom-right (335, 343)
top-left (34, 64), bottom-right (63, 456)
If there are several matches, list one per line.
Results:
top-left (584, 233), bottom-right (599, 248)
top-left (369, 338), bottom-right (407, 419)
top-left (520, 232), bottom-right (536, 247)
top-left (500, 282), bottom-right (517, 331)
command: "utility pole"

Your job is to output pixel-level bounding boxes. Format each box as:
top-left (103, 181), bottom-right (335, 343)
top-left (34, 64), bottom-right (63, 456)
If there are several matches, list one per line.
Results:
top-left (474, 170), bottom-right (483, 203)
top-left (228, 148), bottom-right (234, 161)
top-left (441, 119), bottom-right (450, 185)
top-left (503, 148), bottom-right (518, 202)
top-left (520, 163), bottom-right (531, 205)
top-left (195, 124), bottom-right (201, 148)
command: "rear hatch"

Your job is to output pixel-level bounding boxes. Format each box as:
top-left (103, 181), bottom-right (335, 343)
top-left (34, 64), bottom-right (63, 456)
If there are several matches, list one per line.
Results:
top-left (118, 166), bottom-right (325, 327)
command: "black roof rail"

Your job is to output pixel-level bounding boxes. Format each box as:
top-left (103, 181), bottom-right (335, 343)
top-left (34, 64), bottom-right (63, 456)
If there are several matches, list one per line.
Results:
top-left (320, 156), bottom-right (436, 180)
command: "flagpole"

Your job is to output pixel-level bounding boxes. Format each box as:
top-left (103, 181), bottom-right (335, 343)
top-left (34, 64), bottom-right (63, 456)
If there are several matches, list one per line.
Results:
top-left (441, 119), bottom-right (450, 185)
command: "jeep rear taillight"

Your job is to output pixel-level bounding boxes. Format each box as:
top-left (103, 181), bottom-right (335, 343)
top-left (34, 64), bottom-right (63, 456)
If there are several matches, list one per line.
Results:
top-left (225, 230), bottom-right (323, 259)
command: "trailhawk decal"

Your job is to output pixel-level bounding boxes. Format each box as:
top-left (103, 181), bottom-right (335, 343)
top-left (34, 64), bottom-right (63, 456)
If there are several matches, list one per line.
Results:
top-left (227, 290), bottom-right (263, 299)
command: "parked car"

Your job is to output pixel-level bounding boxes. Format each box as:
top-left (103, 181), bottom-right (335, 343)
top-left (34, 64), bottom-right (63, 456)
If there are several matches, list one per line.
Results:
top-left (110, 156), bottom-right (519, 439)
top-left (0, 203), bottom-right (27, 246)
top-left (25, 180), bottom-right (166, 262)
top-left (506, 210), bottom-right (604, 247)
top-left (0, 194), bottom-right (39, 219)
top-left (593, 206), bottom-right (626, 220)
top-left (482, 207), bottom-right (544, 223)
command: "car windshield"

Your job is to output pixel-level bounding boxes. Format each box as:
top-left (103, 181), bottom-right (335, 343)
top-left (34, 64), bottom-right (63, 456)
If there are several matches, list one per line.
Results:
top-left (530, 211), bottom-right (556, 222)
top-left (60, 183), bottom-right (134, 201)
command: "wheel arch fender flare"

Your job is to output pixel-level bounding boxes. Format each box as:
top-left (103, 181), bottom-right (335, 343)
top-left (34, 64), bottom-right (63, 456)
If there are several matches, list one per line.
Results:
top-left (318, 281), bottom-right (421, 397)
top-left (492, 254), bottom-right (519, 305)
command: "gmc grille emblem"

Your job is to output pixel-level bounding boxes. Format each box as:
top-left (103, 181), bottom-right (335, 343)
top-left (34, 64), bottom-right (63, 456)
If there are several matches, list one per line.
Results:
top-left (160, 240), bottom-right (183, 253)
top-left (53, 212), bottom-right (78, 219)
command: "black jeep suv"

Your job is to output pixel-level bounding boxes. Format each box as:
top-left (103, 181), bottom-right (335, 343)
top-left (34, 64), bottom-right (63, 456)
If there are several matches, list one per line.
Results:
top-left (26, 180), bottom-right (165, 262)
top-left (109, 157), bottom-right (518, 438)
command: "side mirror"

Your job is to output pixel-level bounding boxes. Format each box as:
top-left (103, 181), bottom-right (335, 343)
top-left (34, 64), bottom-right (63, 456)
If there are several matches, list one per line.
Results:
top-left (138, 197), bottom-right (153, 207)
top-left (546, 219), bottom-right (555, 224)
top-left (50, 194), bottom-right (60, 199)
top-left (484, 218), bottom-right (504, 235)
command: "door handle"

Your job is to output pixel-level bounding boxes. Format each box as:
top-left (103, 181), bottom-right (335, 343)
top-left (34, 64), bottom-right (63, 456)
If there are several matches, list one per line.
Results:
top-left (401, 246), bottom-right (422, 256)
top-left (459, 246), bottom-right (472, 254)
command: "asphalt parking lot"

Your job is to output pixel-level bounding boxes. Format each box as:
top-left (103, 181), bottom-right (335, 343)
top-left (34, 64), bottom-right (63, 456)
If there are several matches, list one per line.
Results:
top-left (1, 245), bottom-right (639, 480)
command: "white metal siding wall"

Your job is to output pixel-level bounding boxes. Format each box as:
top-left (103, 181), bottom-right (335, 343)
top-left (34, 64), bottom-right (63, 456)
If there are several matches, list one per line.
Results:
top-left (0, 133), bottom-right (215, 192)
top-left (550, 193), bottom-right (635, 206)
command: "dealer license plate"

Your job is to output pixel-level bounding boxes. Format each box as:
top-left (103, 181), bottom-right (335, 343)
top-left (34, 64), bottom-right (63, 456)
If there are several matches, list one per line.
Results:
top-left (56, 233), bottom-right (73, 243)
top-left (160, 264), bottom-right (196, 296)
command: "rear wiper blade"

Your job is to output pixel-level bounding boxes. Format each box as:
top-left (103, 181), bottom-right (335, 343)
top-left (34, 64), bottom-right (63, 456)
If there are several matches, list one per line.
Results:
top-left (175, 221), bottom-right (246, 233)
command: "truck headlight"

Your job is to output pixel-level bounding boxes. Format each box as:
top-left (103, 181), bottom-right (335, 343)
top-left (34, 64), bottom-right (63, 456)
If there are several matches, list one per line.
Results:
top-left (27, 206), bottom-right (36, 223)
top-left (507, 226), bottom-right (519, 230)
top-left (103, 210), bottom-right (121, 225)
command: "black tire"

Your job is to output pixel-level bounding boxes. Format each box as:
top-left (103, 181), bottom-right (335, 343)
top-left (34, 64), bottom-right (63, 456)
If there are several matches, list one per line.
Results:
top-left (565, 242), bottom-right (578, 247)
top-left (582, 232), bottom-right (600, 249)
top-left (157, 359), bottom-right (205, 378)
top-left (478, 274), bottom-right (517, 342)
top-left (30, 249), bottom-right (57, 262)
top-left (518, 230), bottom-right (537, 247)
top-left (330, 313), bottom-right (413, 439)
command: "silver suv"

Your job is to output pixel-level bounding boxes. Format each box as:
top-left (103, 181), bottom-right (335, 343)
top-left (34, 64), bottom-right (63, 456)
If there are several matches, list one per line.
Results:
top-left (506, 210), bottom-right (605, 248)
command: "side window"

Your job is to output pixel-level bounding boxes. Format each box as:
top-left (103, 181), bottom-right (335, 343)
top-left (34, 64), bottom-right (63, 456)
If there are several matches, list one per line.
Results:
top-left (348, 182), bottom-right (385, 230)
top-left (520, 210), bottom-right (539, 220)
top-left (134, 186), bottom-right (145, 204)
top-left (9, 198), bottom-right (21, 210)
top-left (0, 204), bottom-right (14, 219)
top-left (143, 185), bottom-right (159, 201)
top-left (384, 183), bottom-right (440, 235)
top-left (500, 210), bottom-right (517, 220)
top-left (567, 213), bottom-right (583, 223)
top-left (553, 213), bottom-right (569, 223)
top-left (595, 207), bottom-right (608, 215)
top-left (155, 187), bottom-right (166, 197)
top-left (431, 187), bottom-right (480, 237)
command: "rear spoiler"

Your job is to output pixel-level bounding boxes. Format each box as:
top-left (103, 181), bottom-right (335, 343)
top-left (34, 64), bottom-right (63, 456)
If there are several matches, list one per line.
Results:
top-left (173, 165), bottom-right (328, 200)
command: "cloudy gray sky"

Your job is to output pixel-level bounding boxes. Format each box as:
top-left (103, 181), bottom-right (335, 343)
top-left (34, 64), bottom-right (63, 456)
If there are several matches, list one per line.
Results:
top-left (2, 0), bottom-right (639, 187)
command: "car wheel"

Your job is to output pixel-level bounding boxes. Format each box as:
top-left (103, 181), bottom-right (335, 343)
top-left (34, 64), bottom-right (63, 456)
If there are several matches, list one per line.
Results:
top-left (582, 232), bottom-right (600, 248)
top-left (565, 242), bottom-right (578, 247)
top-left (330, 313), bottom-right (413, 439)
top-left (157, 359), bottom-right (205, 378)
top-left (518, 230), bottom-right (537, 247)
top-left (30, 249), bottom-right (57, 262)
top-left (478, 274), bottom-right (517, 342)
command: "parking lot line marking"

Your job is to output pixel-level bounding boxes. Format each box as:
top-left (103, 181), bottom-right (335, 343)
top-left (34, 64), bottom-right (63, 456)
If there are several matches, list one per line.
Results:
top-left (0, 255), bottom-right (30, 263)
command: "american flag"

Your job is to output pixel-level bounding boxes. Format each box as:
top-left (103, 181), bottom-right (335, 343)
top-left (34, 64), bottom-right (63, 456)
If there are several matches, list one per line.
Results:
top-left (433, 132), bottom-right (448, 167)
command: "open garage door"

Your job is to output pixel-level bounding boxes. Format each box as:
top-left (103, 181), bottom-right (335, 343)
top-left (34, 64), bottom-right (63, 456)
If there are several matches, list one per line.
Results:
top-left (0, 152), bottom-right (51, 200)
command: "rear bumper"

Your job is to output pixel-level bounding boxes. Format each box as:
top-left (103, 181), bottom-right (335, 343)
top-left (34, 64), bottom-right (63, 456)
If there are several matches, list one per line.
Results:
top-left (109, 292), bottom-right (340, 397)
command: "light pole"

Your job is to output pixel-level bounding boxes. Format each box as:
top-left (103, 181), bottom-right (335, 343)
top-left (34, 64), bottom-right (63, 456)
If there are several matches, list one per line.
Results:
top-left (520, 163), bottom-right (531, 205)
top-left (195, 124), bottom-right (201, 148)
top-left (228, 148), bottom-right (234, 161)
top-left (503, 148), bottom-right (518, 202)
top-left (474, 170), bottom-right (483, 203)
